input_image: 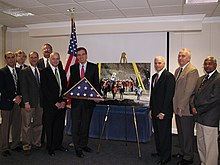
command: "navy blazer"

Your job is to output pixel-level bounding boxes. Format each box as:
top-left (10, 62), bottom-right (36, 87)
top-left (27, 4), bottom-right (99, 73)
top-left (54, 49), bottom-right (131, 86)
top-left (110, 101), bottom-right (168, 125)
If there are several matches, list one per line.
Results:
top-left (0, 66), bottom-right (21, 110)
top-left (40, 66), bottom-right (67, 109)
top-left (149, 69), bottom-right (176, 119)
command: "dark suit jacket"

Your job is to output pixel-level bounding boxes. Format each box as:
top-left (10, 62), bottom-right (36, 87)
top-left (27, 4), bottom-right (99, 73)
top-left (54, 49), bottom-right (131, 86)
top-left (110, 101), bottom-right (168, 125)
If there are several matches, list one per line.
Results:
top-left (190, 71), bottom-right (220, 127)
top-left (37, 58), bottom-right (63, 70)
top-left (149, 70), bottom-right (176, 119)
top-left (40, 66), bottom-right (67, 109)
top-left (69, 62), bottom-right (100, 108)
top-left (0, 66), bottom-right (21, 110)
top-left (19, 66), bottom-right (41, 108)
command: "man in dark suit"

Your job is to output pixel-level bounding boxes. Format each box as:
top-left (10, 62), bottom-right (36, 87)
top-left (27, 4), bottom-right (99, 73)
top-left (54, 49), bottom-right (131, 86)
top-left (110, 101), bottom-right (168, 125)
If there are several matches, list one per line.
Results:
top-left (150, 56), bottom-right (175, 165)
top-left (69, 47), bottom-right (100, 158)
top-left (38, 43), bottom-right (63, 70)
top-left (38, 43), bottom-right (63, 144)
top-left (0, 51), bottom-right (22, 157)
top-left (41, 52), bottom-right (68, 156)
top-left (190, 56), bottom-right (220, 165)
top-left (15, 50), bottom-right (28, 69)
top-left (173, 48), bottom-right (199, 165)
top-left (19, 51), bottom-right (43, 155)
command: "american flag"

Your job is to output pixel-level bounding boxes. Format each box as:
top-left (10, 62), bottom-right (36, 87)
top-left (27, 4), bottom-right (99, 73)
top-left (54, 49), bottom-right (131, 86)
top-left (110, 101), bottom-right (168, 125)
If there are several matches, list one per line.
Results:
top-left (65, 16), bottom-right (78, 81)
top-left (63, 77), bottom-right (103, 100)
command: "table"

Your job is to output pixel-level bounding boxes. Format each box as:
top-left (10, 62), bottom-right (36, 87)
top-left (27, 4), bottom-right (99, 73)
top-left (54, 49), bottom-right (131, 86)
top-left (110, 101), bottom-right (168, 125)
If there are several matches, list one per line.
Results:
top-left (89, 105), bottom-right (152, 143)
top-left (65, 105), bottom-right (152, 143)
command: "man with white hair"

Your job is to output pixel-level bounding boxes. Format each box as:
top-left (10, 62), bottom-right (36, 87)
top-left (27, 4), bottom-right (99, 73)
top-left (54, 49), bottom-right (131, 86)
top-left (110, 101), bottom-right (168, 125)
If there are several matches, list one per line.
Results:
top-left (150, 56), bottom-right (175, 165)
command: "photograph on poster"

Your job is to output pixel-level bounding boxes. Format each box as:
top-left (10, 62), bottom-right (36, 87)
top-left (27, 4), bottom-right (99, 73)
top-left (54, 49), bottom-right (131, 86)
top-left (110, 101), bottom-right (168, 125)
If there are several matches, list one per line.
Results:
top-left (99, 63), bottom-right (150, 106)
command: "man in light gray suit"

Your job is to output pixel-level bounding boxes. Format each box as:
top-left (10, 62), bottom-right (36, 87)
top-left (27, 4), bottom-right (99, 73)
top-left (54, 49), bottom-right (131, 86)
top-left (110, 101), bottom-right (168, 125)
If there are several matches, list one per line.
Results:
top-left (173, 48), bottom-right (199, 165)
top-left (190, 56), bottom-right (220, 165)
top-left (19, 51), bottom-right (43, 155)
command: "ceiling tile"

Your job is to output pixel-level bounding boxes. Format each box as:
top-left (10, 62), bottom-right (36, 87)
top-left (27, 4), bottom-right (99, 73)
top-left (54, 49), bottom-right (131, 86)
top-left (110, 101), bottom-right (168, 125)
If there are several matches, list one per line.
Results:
top-left (78, 0), bottom-right (116, 11)
top-left (37, 0), bottom-right (74, 5)
top-left (183, 4), bottom-right (217, 15)
top-left (148, 0), bottom-right (183, 7)
top-left (152, 6), bottom-right (182, 16)
top-left (111, 0), bottom-right (149, 9)
top-left (92, 9), bottom-right (125, 19)
top-left (16, 15), bottom-right (50, 24)
top-left (0, 0), bottom-right (44, 8)
top-left (121, 8), bottom-right (152, 17)
top-left (74, 11), bottom-right (98, 20)
top-left (42, 13), bottom-right (70, 22)
top-left (26, 6), bottom-right (57, 15)
top-left (48, 3), bottom-right (86, 13)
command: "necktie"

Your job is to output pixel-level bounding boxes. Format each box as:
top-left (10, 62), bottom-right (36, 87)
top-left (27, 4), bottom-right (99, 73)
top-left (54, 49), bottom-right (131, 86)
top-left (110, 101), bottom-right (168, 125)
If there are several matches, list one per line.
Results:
top-left (12, 68), bottom-right (18, 90)
top-left (35, 68), bottom-right (40, 87)
top-left (46, 59), bottom-right (49, 68)
top-left (55, 68), bottom-right (61, 96)
top-left (176, 67), bottom-right (183, 80)
top-left (20, 65), bottom-right (23, 69)
top-left (154, 73), bottom-right (159, 86)
top-left (199, 74), bottom-right (209, 89)
top-left (81, 65), bottom-right (85, 79)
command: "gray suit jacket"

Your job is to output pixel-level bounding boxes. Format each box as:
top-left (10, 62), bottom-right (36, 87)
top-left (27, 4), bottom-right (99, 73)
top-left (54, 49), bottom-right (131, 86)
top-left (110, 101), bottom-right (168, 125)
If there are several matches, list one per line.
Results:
top-left (19, 66), bottom-right (41, 108)
top-left (190, 71), bottom-right (220, 127)
top-left (173, 63), bottom-right (199, 116)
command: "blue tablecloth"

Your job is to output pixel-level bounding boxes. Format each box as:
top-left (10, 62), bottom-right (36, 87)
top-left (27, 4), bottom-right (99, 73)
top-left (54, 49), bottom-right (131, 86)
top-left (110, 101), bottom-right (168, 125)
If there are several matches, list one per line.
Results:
top-left (66, 105), bottom-right (152, 143)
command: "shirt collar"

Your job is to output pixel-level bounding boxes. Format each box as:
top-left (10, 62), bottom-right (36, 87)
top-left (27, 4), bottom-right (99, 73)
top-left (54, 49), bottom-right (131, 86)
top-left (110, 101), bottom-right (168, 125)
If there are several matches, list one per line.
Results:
top-left (157, 67), bottom-right (166, 78)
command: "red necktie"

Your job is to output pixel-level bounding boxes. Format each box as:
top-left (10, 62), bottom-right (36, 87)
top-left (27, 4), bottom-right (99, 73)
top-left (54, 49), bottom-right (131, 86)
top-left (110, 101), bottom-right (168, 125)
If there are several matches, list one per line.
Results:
top-left (81, 65), bottom-right (84, 79)
top-left (154, 73), bottom-right (159, 86)
top-left (199, 74), bottom-right (209, 89)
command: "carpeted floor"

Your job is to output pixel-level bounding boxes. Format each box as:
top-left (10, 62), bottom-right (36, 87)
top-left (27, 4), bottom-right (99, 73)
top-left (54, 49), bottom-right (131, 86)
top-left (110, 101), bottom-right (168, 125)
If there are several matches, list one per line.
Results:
top-left (0, 134), bottom-right (203, 165)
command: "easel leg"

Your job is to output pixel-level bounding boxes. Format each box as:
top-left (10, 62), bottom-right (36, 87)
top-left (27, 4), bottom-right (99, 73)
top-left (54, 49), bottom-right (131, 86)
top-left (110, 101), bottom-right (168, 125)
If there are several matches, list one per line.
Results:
top-left (132, 106), bottom-right (142, 159)
top-left (97, 105), bottom-right (110, 153)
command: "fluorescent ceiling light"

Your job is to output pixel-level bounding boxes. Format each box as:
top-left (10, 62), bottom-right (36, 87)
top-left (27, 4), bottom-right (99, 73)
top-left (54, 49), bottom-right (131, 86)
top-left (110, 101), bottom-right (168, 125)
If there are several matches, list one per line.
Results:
top-left (186, 0), bottom-right (218, 4)
top-left (2, 8), bottom-right (34, 17)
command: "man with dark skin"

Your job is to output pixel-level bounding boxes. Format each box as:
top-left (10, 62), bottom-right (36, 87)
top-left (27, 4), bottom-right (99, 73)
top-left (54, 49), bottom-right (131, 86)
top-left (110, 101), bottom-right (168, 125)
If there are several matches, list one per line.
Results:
top-left (190, 56), bottom-right (220, 165)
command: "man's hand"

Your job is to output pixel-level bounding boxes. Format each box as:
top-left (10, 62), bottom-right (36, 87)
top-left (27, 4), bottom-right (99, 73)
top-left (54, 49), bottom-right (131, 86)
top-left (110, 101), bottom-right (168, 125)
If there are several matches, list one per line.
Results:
top-left (14, 95), bottom-right (22, 105)
top-left (157, 113), bottom-right (165, 120)
top-left (191, 107), bottom-right (197, 115)
top-left (177, 108), bottom-right (183, 117)
top-left (24, 102), bottom-right (31, 112)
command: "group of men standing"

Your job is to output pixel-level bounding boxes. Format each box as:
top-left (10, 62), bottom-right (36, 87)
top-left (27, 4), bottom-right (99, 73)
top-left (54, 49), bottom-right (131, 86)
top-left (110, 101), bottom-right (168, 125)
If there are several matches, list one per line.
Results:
top-left (0, 44), bottom-right (99, 158)
top-left (150, 48), bottom-right (220, 165)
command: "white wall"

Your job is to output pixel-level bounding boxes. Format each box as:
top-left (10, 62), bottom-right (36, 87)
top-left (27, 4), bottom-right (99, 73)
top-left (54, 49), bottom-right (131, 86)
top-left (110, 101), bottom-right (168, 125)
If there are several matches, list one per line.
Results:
top-left (169, 22), bottom-right (220, 76)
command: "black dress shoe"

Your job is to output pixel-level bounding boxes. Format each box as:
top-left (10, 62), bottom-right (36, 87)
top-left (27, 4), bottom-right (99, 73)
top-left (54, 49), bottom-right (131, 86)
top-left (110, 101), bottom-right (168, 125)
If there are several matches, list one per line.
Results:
top-left (1, 150), bottom-right (11, 157)
top-left (151, 152), bottom-right (160, 157)
top-left (48, 151), bottom-right (55, 156)
top-left (57, 146), bottom-right (69, 152)
top-left (172, 153), bottom-right (183, 158)
top-left (157, 159), bottom-right (171, 165)
top-left (12, 146), bottom-right (22, 152)
top-left (82, 146), bottom-right (92, 152)
top-left (177, 159), bottom-right (193, 165)
top-left (76, 150), bottom-right (84, 158)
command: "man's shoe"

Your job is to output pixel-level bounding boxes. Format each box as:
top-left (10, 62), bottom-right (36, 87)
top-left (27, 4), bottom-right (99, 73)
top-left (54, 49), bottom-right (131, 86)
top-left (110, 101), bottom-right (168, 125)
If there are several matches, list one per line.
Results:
top-left (57, 146), bottom-right (69, 152)
top-left (172, 153), bottom-right (183, 158)
top-left (48, 150), bottom-right (55, 156)
top-left (76, 150), bottom-right (84, 158)
top-left (82, 146), bottom-right (92, 152)
top-left (151, 152), bottom-right (160, 157)
top-left (157, 159), bottom-right (171, 165)
top-left (1, 150), bottom-right (11, 157)
top-left (177, 159), bottom-right (193, 165)
top-left (11, 146), bottom-right (22, 152)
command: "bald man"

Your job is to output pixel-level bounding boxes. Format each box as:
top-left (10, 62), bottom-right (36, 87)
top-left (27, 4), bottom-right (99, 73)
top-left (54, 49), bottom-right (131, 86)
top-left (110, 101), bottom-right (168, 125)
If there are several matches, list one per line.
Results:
top-left (150, 56), bottom-right (175, 165)
top-left (41, 52), bottom-right (68, 156)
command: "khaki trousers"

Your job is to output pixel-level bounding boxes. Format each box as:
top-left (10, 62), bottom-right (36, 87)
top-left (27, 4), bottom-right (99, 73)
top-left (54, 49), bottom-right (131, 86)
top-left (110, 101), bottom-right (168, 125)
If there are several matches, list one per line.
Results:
top-left (0, 104), bottom-right (21, 151)
top-left (21, 106), bottom-right (43, 150)
top-left (196, 122), bottom-right (219, 165)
